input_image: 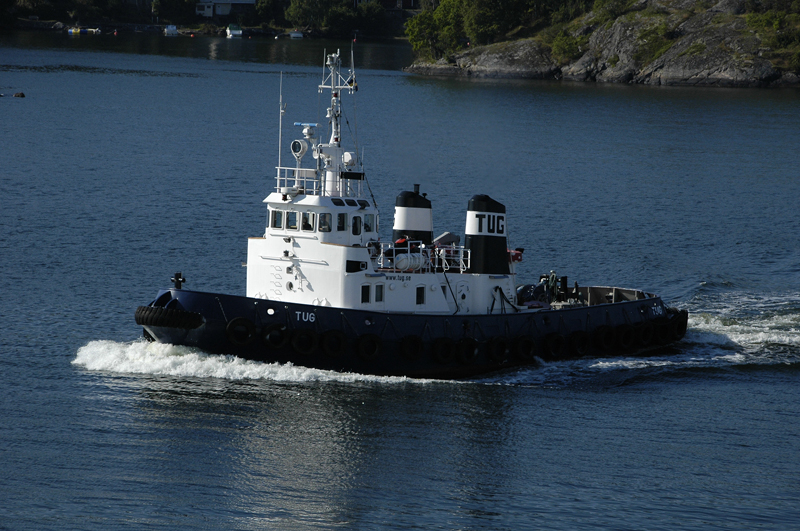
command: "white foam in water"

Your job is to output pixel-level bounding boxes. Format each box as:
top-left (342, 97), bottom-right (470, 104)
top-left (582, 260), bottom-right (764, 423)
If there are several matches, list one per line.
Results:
top-left (481, 296), bottom-right (800, 387)
top-left (73, 340), bottom-right (435, 384)
top-left (688, 310), bottom-right (800, 349)
top-left (75, 291), bottom-right (799, 388)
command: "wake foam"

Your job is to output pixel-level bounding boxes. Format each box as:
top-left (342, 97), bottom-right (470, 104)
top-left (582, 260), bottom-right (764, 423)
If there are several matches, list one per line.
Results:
top-left (75, 289), bottom-right (799, 387)
top-left (479, 306), bottom-right (800, 386)
top-left (72, 340), bottom-right (432, 384)
top-left (687, 308), bottom-right (800, 351)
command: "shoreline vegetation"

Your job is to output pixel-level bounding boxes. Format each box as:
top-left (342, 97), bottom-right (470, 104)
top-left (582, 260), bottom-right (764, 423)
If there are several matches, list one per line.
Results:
top-left (2, 0), bottom-right (409, 40)
top-left (4, 0), bottom-right (799, 86)
top-left (404, 0), bottom-right (800, 86)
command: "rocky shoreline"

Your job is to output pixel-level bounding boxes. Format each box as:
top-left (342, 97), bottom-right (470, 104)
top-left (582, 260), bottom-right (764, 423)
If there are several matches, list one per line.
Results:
top-left (404, 0), bottom-right (800, 87)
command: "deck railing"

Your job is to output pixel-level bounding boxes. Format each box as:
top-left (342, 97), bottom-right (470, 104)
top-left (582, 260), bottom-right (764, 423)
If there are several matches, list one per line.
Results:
top-left (373, 241), bottom-right (470, 274)
top-left (275, 167), bottom-right (321, 195)
top-left (274, 167), bottom-right (365, 198)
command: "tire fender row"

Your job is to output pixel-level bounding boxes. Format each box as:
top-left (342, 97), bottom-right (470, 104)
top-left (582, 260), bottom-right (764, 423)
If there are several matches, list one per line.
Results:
top-left (218, 308), bottom-right (688, 365)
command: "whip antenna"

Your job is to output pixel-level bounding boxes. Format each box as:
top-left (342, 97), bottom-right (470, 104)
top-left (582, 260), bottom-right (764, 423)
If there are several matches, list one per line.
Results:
top-left (277, 72), bottom-right (286, 178)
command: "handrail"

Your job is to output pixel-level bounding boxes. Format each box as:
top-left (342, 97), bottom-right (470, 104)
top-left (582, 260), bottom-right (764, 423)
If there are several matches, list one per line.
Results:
top-left (275, 167), bottom-right (321, 195)
top-left (273, 166), bottom-right (365, 198)
top-left (373, 241), bottom-right (470, 273)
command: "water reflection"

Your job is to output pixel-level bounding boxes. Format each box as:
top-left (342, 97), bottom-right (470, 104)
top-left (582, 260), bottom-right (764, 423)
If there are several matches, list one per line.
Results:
top-left (1, 31), bottom-right (415, 72)
top-left (101, 374), bottom-right (518, 527)
top-left (208, 39), bottom-right (220, 61)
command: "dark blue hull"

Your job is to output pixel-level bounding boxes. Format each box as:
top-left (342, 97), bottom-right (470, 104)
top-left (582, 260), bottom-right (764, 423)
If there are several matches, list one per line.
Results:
top-left (135, 289), bottom-right (688, 379)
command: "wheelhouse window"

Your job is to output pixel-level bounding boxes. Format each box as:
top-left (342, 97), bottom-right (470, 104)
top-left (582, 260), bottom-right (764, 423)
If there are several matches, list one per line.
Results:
top-left (364, 214), bottom-right (374, 233)
top-left (352, 216), bottom-right (362, 236)
top-left (337, 213), bottom-right (347, 231)
top-left (318, 213), bottom-right (332, 232)
top-left (375, 284), bottom-right (384, 303)
top-left (416, 286), bottom-right (425, 305)
top-left (271, 210), bottom-right (283, 229)
top-left (361, 284), bottom-right (370, 304)
top-left (302, 212), bottom-right (315, 232)
top-left (286, 211), bottom-right (298, 230)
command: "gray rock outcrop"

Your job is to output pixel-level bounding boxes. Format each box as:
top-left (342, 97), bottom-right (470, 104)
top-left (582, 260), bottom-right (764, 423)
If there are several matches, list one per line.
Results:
top-left (405, 40), bottom-right (559, 79)
top-left (404, 0), bottom-right (798, 87)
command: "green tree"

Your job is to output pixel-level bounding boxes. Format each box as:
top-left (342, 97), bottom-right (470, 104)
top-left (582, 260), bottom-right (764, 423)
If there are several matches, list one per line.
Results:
top-left (433, 0), bottom-right (466, 52)
top-left (357, 0), bottom-right (385, 35)
top-left (463, 0), bottom-right (500, 45)
top-left (257, 0), bottom-right (286, 25)
top-left (324, 2), bottom-right (356, 36)
top-left (285, 0), bottom-right (314, 27)
top-left (406, 8), bottom-right (439, 58)
top-left (151, 0), bottom-right (195, 23)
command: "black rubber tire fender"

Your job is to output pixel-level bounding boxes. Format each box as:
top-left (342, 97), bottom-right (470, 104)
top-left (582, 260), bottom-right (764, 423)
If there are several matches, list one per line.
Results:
top-left (512, 336), bottom-right (537, 361)
top-left (593, 325), bottom-right (615, 352)
top-left (457, 338), bottom-right (478, 364)
top-left (544, 333), bottom-right (566, 359)
top-left (432, 337), bottom-right (456, 364)
top-left (226, 317), bottom-right (257, 346)
top-left (135, 305), bottom-right (203, 330)
top-left (320, 329), bottom-right (347, 357)
top-left (356, 334), bottom-right (382, 361)
top-left (654, 318), bottom-right (672, 345)
top-left (637, 321), bottom-right (655, 347)
top-left (569, 330), bottom-right (590, 357)
top-left (291, 329), bottom-right (319, 355)
top-left (486, 337), bottom-right (508, 364)
top-left (616, 324), bottom-right (635, 350)
top-left (399, 335), bottom-right (423, 361)
top-left (263, 323), bottom-right (290, 349)
top-left (670, 311), bottom-right (689, 340)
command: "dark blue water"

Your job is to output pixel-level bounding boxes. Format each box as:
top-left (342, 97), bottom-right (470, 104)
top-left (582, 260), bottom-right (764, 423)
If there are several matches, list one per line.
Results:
top-left (2, 35), bottom-right (800, 530)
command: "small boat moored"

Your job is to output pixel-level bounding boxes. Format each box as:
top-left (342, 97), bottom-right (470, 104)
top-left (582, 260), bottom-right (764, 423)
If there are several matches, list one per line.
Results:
top-left (67, 27), bottom-right (101, 35)
top-left (226, 24), bottom-right (242, 38)
top-left (275, 30), bottom-right (304, 39)
top-left (164, 25), bottom-right (178, 36)
top-left (135, 50), bottom-right (688, 379)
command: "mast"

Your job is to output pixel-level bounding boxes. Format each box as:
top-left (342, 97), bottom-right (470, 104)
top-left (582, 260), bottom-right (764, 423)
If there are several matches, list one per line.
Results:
top-left (317, 50), bottom-right (357, 197)
top-left (277, 72), bottom-right (286, 178)
top-left (319, 50), bottom-right (354, 145)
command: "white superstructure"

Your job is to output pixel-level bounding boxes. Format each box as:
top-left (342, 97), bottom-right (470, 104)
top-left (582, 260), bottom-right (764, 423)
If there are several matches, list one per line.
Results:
top-left (246, 51), bottom-right (520, 316)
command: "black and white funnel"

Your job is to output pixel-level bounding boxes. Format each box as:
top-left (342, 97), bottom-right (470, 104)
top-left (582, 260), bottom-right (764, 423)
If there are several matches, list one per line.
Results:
top-left (464, 194), bottom-right (509, 275)
top-left (392, 184), bottom-right (433, 244)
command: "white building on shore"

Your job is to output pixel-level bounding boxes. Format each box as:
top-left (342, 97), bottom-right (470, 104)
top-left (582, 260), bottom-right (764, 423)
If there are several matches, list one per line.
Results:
top-left (196, 0), bottom-right (256, 18)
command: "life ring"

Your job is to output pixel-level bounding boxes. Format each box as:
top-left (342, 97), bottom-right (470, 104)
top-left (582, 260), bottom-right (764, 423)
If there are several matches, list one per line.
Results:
top-left (320, 329), bottom-right (347, 357)
top-left (432, 337), bottom-right (456, 364)
top-left (399, 335), bottom-right (423, 361)
top-left (357, 334), bottom-right (382, 361)
top-left (226, 317), bottom-right (256, 346)
top-left (291, 329), bottom-right (319, 355)
top-left (637, 321), bottom-right (655, 347)
top-left (486, 337), bottom-right (508, 364)
top-left (543, 333), bottom-right (566, 359)
top-left (457, 338), bottom-right (478, 364)
top-left (262, 323), bottom-right (290, 348)
top-left (616, 324), bottom-right (635, 350)
top-left (593, 326), bottom-right (615, 352)
top-left (569, 330), bottom-right (590, 357)
top-left (512, 336), bottom-right (537, 361)
top-left (135, 305), bottom-right (203, 330)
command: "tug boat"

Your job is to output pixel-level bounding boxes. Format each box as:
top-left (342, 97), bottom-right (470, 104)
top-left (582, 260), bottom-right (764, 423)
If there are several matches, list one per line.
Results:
top-left (135, 51), bottom-right (688, 379)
